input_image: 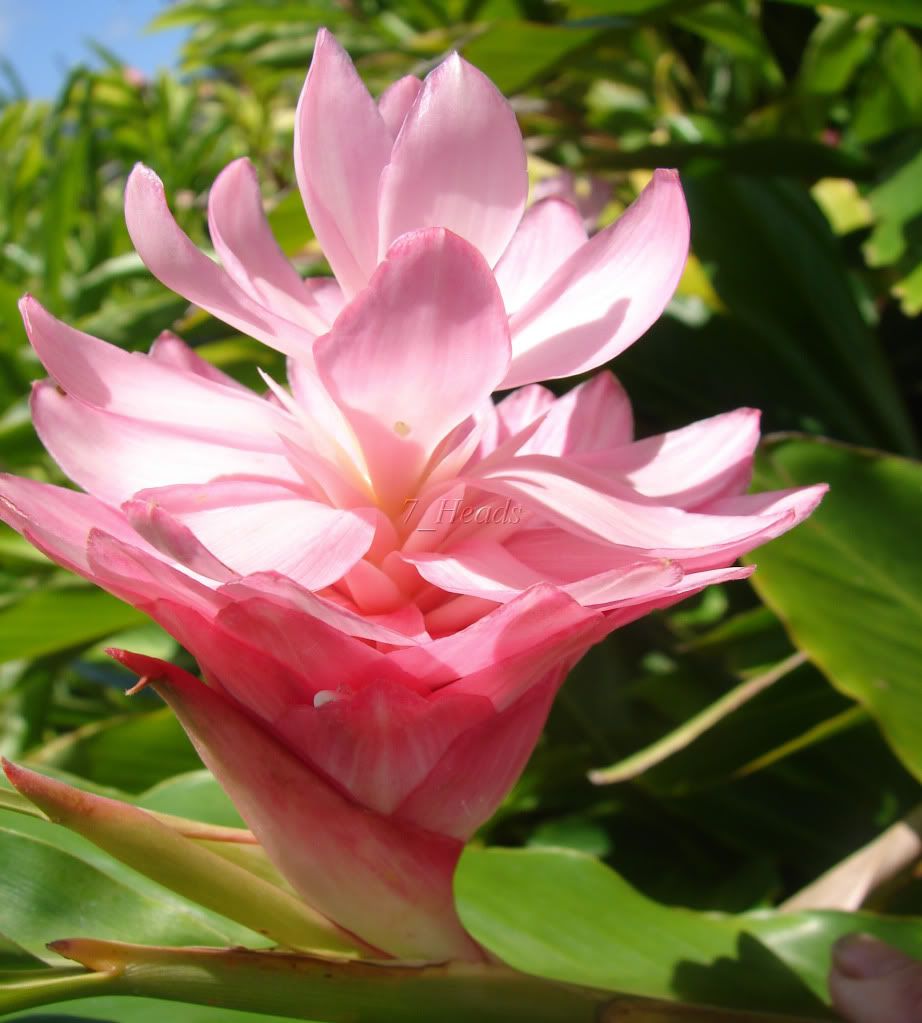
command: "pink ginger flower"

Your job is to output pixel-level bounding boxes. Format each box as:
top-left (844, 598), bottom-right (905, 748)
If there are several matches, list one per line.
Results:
top-left (0, 31), bottom-right (824, 962)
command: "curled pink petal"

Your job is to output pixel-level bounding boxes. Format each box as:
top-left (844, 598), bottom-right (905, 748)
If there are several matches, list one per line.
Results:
top-left (146, 598), bottom-right (415, 727)
top-left (125, 478), bottom-right (376, 588)
top-left (125, 164), bottom-right (316, 357)
top-left (222, 572), bottom-right (428, 646)
top-left (85, 531), bottom-right (221, 614)
top-left (472, 453), bottom-right (799, 556)
top-left (601, 565), bottom-right (756, 625)
top-left (208, 158), bottom-right (328, 333)
top-left (677, 484), bottom-right (828, 570)
top-left (577, 407), bottom-right (760, 508)
top-left (407, 539), bottom-right (683, 607)
top-left (503, 169), bottom-right (690, 387)
top-left (32, 382), bottom-right (295, 505)
top-left (520, 373), bottom-right (634, 456)
top-left (22, 296), bottom-right (288, 444)
top-left (300, 276), bottom-right (346, 328)
top-left (493, 385), bottom-right (557, 441)
top-left (0, 475), bottom-right (146, 576)
top-left (389, 583), bottom-right (602, 701)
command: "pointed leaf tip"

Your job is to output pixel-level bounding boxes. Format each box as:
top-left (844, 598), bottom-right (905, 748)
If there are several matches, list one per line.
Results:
top-left (5, 762), bottom-right (359, 954)
top-left (107, 647), bottom-right (199, 690)
top-left (107, 647), bottom-right (159, 695)
top-left (46, 937), bottom-right (123, 974)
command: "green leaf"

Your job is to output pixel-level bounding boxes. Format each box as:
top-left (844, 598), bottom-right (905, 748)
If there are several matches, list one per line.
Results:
top-left (26, 708), bottom-right (202, 794)
top-left (746, 436), bottom-right (922, 782)
top-left (683, 174), bottom-right (916, 454)
top-left (0, 587), bottom-right (147, 662)
top-left (75, 292), bottom-right (189, 349)
top-left (137, 770), bottom-right (245, 827)
top-left (0, 825), bottom-right (250, 959)
top-left (675, 4), bottom-right (782, 85)
top-left (893, 259), bottom-right (922, 317)
top-left (462, 22), bottom-right (601, 94)
top-left (40, 89), bottom-right (91, 307)
top-left (864, 142), bottom-right (922, 316)
top-left (456, 846), bottom-right (922, 1014)
top-left (798, 11), bottom-right (878, 95)
top-left (849, 29), bottom-right (922, 143)
top-left (5, 763), bottom-right (357, 955)
top-left (0, 771), bottom-right (267, 953)
top-left (0, 931), bottom-right (46, 970)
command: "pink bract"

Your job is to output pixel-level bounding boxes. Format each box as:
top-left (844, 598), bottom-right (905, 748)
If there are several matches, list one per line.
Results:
top-left (0, 31), bottom-right (825, 961)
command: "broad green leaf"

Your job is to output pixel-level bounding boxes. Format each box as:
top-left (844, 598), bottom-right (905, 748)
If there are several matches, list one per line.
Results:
top-left (137, 769), bottom-right (245, 827)
top-left (0, 825), bottom-right (253, 959)
top-left (27, 708), bottom-right (201, 793)
top-left (456, 846), bottom-right (922, 1013)
top-left (746, 437), bottom-right (922, 782)
top-left (0, 587), bottom-right (147, 662)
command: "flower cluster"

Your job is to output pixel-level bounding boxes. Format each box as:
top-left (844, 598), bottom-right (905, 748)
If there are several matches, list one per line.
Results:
top-left (0, 30), bottom-right (824, 959)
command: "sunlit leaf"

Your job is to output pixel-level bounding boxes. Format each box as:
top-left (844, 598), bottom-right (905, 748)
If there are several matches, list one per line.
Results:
top-left (747, 436), bottom-right (922, 781)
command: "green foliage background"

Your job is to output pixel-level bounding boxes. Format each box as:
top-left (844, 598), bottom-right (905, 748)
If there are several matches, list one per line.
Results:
top-left (0, 1), bottom-right (921, 1019)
